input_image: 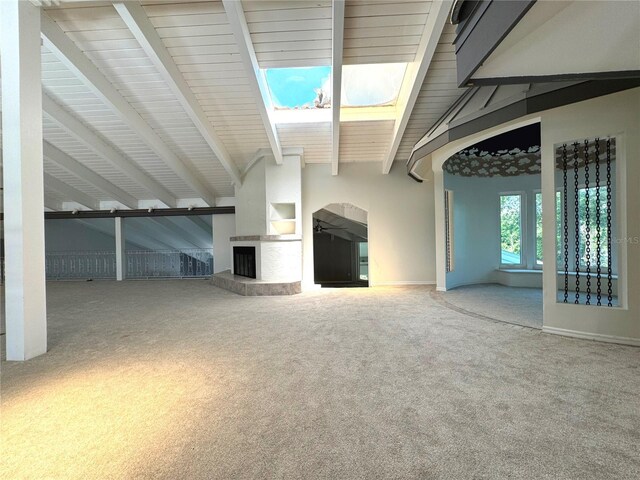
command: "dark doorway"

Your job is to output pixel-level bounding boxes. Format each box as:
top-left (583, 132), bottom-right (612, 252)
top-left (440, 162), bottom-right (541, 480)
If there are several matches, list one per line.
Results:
top-left (312, 204), bottom-right (368, 288)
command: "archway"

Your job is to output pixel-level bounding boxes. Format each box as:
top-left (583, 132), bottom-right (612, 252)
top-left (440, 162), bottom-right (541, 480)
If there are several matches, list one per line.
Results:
top-left (439, 123), bottom-right (544, 328)
top-left (312, 203), bottom-right (368, 288)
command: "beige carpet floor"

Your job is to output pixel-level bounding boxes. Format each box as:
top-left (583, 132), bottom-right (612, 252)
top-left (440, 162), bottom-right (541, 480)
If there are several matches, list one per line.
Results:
top-left (434, 284), bottom-right (544, 329)
top-left (1, 281), bottom-right (639, 479)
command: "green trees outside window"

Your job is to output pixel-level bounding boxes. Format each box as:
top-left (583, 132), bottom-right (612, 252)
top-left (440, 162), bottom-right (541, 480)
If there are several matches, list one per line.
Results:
top-left (578, 186), bottom-right (610, 269)
top-left (535, 191), bottom-right (562, 266)
top-left (500, 194), bottom-right (522, 265)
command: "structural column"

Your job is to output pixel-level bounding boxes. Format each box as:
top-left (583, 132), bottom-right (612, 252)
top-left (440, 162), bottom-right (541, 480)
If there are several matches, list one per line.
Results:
top-left (1, 0), bottom-right (47, 360)
top-left (212, 213), bottom-right (236, 273)
top-left (115, 217), bottom-right (126, 280)
top-left (432, 166), bottom-right (447, 292)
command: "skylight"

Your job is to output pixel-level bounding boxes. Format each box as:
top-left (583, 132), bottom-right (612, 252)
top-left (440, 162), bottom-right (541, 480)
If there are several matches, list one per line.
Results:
top-left (263, 63), bottom-right (407, 123)
top-left (264, 67), bottom-right (331, 110)
top-left (341, 63), bottom-right (407, 107)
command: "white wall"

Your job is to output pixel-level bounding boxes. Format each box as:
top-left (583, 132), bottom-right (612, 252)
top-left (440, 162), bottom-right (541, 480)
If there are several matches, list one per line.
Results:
top-left (302, 162), bottom-right (436, 288)
top-left (235, 155), bottom-right (302, 237)
top-left (234, 160), bottom-right (267, 236)
top-left (429, 88), bottom-right (639, 344)
top-left (475, 1), bottom-right (640, 81)
top-left (541, 88), bottom-right (640, 344)
top-left (444, 173), bottom-right (542, 288)
top-left (265, 155), bottom-right (302, 235)
top-left (212, 213), bottom-right (236, 273)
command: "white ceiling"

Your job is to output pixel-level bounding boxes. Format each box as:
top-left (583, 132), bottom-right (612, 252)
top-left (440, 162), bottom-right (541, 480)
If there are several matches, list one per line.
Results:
top-left (473, 0), bottom-right (640, 82)
top-left (0, 0), bottom-right (463, 211)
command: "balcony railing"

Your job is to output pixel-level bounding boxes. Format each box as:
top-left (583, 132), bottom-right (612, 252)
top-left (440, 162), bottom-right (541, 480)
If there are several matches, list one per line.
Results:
top-left (0, 249), bottom-right (215, 282)
top-left (126, 249), bottom-right (213, 279)
top-left (46, 251), bottom-right (117, 280)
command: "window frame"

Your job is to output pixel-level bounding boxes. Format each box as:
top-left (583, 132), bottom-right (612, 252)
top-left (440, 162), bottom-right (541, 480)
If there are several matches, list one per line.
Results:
top-left (499, 191), bottom-right (526, 269)
top-left (445, 189), bottom-right (455, 273)
top-left (533, 189), bottom-right (564, 270)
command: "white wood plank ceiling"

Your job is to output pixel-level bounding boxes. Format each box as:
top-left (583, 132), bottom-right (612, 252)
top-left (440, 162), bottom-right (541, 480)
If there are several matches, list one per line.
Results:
top-left (394, 23), bottom-right (463, 163)
top-left (344, 0), bottom-right (432, 65)
top-left (244, 0), bottom-right (333, 68)
top-left (0, 0), bottom-right (463, 211)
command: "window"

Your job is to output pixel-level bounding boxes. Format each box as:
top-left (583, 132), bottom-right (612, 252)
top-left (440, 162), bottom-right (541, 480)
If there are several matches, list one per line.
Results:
top-left (263, 64), bottom-right (406, 123)
top-left (578, 186), bottom-right (610, 269)
top-left (535, 191), bottom-right (563, 266)
top-left (264, 67), bottom-right (331, 110)
top-left (341, 63), bottom-right (407, 107)
top-left (553, 185), bottom-right (612, 271)
top-left (358, 242), bottom-right (369, 280)
top-left (445, 190), bottom-right (454, 272)
top-left (358, 242), bottom-right (368, 281)
top-left (554, 137), bottom-right (617, 305)
top-left (500, 194), bottom-right (523, 265)
top-left (263, 63), bottom-right (407, 110)
top-left (535, 192), bottom-right (543, 265)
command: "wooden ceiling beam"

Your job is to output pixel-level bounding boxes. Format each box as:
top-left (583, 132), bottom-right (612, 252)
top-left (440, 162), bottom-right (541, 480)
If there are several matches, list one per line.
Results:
top-left (42, 94), bottom-right (177, 208)
top-left (331, 0), bottom-right (345, 176)
top-left (382, 0), bottom-right (452, 174)
top-left (41, 11), bottom-right (217, 205)
top-left (222, 0), bottom-right (283, 165)
top-left (43, 172), bottom-right (100, 210)
top-left (114, 1), bottom-right (243, 187)
top-left (43, 141), bottom-right (139, 209)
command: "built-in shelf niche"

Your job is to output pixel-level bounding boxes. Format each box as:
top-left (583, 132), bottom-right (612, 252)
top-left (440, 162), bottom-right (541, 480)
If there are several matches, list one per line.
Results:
top-left (269, 202), bottom-right (296, 235)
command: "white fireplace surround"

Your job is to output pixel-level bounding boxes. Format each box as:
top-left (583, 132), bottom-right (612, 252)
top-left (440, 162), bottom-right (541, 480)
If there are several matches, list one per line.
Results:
top-left (230, 235), bottom-right (302, 283)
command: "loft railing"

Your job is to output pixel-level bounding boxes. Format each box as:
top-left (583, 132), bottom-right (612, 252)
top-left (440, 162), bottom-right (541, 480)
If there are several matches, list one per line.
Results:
top-left (46, 251), bottom-right (117, 280)
top-left (0, 249), bottom-right (216, 281)
top-left (126, 249), bottom-right (213, 279)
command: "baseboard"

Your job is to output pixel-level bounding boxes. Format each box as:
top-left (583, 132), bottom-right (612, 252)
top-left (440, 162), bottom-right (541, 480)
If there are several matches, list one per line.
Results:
top-left (436, 286), bottom-right (447, 292)
top-left (301, 283), bottom-right (323, 292)
top-left (372, 281), bottom-right (436, 286)
top-left (445, 280), bottom-right (499, 290)
top-left (542, 326), bottom-right (640, 347)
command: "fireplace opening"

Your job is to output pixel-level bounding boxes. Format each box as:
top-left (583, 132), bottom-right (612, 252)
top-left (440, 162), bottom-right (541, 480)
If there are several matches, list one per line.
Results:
top-left (234, 246), bottom-right (256, 279)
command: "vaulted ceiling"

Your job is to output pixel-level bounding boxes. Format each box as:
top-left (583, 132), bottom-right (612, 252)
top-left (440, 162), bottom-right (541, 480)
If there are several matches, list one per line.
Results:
top-left (0, 0), bottom-right (463, 212)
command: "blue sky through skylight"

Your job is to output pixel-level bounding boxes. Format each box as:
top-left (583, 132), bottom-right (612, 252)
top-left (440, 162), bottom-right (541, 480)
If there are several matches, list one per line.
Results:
top-left (265, 67), bottom-right (331, 109)
top-left (264, 63), bottom-right (408, 114)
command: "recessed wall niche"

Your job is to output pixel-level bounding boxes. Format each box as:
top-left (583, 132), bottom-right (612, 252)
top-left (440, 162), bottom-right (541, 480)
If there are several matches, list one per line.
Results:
top-left (269, 202), bottom-right (296, 235)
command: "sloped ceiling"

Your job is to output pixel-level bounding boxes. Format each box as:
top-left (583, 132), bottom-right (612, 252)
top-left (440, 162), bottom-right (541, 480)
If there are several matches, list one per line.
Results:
top-left (1, 0), bottom-right (465, 212)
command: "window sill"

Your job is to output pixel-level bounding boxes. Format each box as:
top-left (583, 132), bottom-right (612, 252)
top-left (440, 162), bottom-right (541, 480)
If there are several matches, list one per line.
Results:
top-left (558, 271), bottom-right (618, 279)
top-left (497, 269), bottom-right (541, 274)
top-left (496, 268), bottom-right (618, 279)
